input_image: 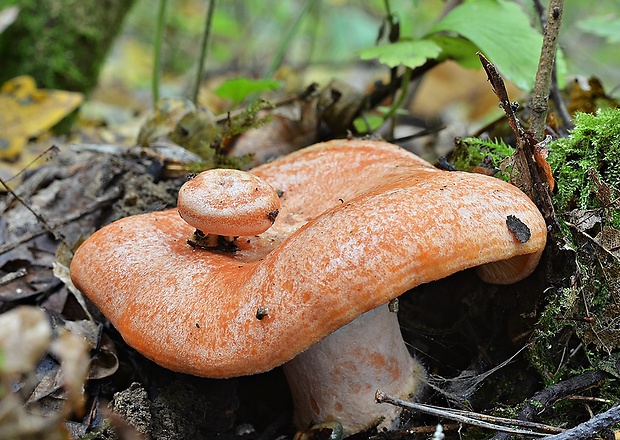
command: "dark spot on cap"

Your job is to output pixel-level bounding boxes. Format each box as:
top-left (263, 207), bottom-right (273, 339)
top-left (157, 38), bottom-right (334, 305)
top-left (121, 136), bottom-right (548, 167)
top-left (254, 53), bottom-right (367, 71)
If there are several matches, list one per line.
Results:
top-left (267, 209), bottom-right (279, 224)
top-left (506, 215), bottom-right (531, 243)
top-left (256, 308), bottom-right (269, 320)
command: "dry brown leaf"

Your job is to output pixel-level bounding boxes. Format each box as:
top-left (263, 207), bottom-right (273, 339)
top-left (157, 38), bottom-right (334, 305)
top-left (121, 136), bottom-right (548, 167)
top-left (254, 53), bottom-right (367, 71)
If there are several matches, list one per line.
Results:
top-left (0, 76), bottom-right (83, 160)
top-left (0, 306), bottom-right (51, 374)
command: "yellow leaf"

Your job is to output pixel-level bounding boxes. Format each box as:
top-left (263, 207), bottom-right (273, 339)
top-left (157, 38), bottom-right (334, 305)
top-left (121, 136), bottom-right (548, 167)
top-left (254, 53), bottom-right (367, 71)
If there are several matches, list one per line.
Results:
top-left (0, 75), bottom-right (83, 160)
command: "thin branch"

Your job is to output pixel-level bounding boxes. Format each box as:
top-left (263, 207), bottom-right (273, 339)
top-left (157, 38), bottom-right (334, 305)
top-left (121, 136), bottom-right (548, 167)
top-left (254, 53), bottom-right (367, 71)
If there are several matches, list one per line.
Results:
top-left (152, 0), bottom-right (168, 104)
top-left (191, 0), bottom-right (217, 104)
top-left (382, 67), bottom-right (411, 125)
top-left (543, 403), bottom-right (620, 440)
top-left (528, 0), bottom-right (565, 140)
top-left (477, 52), bottom-right (557, 228)
top-left (375, 391), bottom-right (561, 437)
top-left (2, 145), bottom-right (59, 185)
top-left (0, 176), bottom-right (72, 251)
top-left (262, 0), bottom-right (318, 80)
top-left (0, 188), bottom-right (121, 255)
top-left (365, 59), bottom-right (439, 111)
top-left (490, 369), bottom-right (611, 440)
top-left (533, 0), bottom-right (573, 136)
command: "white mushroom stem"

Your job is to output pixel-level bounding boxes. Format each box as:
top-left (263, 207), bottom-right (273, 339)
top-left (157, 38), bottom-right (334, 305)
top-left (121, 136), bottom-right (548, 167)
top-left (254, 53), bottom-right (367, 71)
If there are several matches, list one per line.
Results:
top-left (281, 304), bottom-right (425, 436)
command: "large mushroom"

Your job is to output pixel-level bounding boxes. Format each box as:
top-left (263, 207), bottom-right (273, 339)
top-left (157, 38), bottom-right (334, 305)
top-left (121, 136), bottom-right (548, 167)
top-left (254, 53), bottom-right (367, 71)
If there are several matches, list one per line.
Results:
top-left (70, 139), bottom-right (547, 436)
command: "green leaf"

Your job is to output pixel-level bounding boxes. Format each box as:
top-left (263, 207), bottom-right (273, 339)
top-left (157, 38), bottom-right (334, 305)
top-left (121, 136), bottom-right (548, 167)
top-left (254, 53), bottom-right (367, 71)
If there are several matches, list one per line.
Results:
top-left (430, 35), bottom-right (480, 69)
top-left (353, 114), bottom-right (384, 133)
top-left (428, 0), bottom-right (545, 90)
top-left (215, 78), bottom-right (281, 106)
top-left (357, 39), bottom-right (442, 69)
top-left (577, 15), bottom-right (620, 44)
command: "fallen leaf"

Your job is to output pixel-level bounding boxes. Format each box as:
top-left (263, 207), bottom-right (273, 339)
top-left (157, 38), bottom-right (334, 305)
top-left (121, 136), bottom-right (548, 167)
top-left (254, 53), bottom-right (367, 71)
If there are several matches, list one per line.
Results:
top-left (0, 76), bottom-right (83, 161)
top-left (0, 306), bottom-right (51, 375)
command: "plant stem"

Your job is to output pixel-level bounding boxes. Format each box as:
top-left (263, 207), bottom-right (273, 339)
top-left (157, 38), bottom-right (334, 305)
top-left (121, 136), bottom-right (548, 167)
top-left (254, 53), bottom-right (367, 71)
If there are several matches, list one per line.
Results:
top-left (382, 67), bottom-right (411, 138)
top-left (262, 0), bottom-right (318, 80)
top-left (528, 0), bottom-right (564, 141)
top-left (192, 0), bottom-right (217, 105)
top-left (152, 0), bottom-right (168, 104)
top-left (383, 0), bottom-right (392, 17)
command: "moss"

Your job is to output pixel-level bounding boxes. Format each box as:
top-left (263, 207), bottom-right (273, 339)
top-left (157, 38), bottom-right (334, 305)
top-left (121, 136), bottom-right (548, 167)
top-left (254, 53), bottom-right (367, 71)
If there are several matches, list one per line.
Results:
top-left (0, 0), bottom-right (136, 94)
top-left (174, 99), bottom-right (272, 172)
top-left (547, 108), bottom-right (620, 219)
top-left (450, 136), bottom-right (515, 180)
top-left (452, 110), bottom-right (620, 227)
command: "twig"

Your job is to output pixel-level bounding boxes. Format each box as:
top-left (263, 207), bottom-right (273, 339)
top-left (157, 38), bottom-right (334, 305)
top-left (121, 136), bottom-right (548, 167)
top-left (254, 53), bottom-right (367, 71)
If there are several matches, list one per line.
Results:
top-left (191, 0), bottom-right (217, 104)
top-left (419, 403), bottom-right (563, 434)
top-left (543, 403), bottom-right (620, 440)
top-left (0, 176), bottom-right (72, 250)
top-left (0, 267), bottom-right (27, 285)
top-left (152, 0), bottom-right (168, 104)
top-left (262, 0), bottom-right (318, 80)
top-left (0, 187), bottom-right (121, 255)
top-left (477, 52), bottom-right (557, 228)
top-left (533, 0), bottom-right (573, 136)
top-left (490, 369), bottom-right (611, 440)
top-left (375, 391), bottom-right (561, 437)
top-left (2, 145), bottom-right (59, 185)
top-left (528, 0), bottom-right (565, 140)
top-left (365, 59), bottom-right (439, 111)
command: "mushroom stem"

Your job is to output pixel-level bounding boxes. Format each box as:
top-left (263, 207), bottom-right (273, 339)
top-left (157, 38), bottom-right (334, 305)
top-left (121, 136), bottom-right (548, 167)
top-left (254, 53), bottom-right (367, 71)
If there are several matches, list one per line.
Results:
top-left (281, 304), bottom-right (425, 436)
top-left (186, 229), bottom-right (238, 252)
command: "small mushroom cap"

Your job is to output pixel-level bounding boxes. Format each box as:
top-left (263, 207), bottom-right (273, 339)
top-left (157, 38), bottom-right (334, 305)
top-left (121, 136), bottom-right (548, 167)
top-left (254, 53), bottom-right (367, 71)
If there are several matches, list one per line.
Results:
top-left (70, 139), bottom-right (547, 378)
top-left (177, 168), bottom-right (280, 236)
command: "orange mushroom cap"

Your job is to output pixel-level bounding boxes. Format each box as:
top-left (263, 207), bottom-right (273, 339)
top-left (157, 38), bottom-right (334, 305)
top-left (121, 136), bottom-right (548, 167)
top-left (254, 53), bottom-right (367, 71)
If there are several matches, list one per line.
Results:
top-left (70, 139), bottom-right (547, 378)
top-left (177, 168), bottom-right (280, 237)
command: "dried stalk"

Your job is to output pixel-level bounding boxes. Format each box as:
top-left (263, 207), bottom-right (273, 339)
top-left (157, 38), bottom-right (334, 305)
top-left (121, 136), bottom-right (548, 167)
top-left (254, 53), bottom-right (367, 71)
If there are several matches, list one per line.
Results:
top-left (529, 0), bottom-right (565, 140)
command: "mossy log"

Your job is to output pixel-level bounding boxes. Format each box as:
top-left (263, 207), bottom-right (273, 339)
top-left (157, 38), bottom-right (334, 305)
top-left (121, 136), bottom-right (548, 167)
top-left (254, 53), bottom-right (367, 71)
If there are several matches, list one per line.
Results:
top-left (0, 0), bottom-right (136, 94)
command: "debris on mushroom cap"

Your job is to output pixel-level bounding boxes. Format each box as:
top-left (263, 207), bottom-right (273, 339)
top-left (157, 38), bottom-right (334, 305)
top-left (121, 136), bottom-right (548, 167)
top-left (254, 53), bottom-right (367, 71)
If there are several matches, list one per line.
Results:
top-left (177, 168), bottom-right (281, 237)
top-left (70, 139), bottom-right (547, 378)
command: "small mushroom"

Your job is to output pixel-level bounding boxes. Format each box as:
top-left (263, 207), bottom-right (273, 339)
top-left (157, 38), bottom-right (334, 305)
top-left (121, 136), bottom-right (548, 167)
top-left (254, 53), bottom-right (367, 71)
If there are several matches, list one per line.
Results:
top-left (70, 139), bottom-right (547, 436)
top-left (178, 169), bottom-right (280, 250)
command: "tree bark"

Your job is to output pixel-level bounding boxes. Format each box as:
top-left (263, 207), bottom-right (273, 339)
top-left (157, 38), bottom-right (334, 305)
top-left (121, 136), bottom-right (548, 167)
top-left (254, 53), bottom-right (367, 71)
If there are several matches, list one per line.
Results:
top-left (0, 0), bottom-right (136, 94)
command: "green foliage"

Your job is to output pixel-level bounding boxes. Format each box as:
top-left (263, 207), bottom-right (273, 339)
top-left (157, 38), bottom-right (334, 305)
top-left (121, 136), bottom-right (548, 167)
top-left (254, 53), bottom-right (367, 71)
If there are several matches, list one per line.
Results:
top-left (577, 14), bottom-right (620, 43)
top-left (428, 0), bottom-right (560, 90)
top-left (215, 78), bottom-right (282, 106)
top-left (353, 106), bottom-right (410, 133)
top-left (527, 286), bottom-right (581, 384)
top-left (450, 136), bottom-right (515, 180)
top-left (181, 99), bottom-right (272, 172)
top-left (528, 110), bottom-right (620, 386)
top-left (547, 108), bottom-right (620, 215)
top-left (358, 0), bottom-right (559, 90)
top-left (358, 38), bottom-right (442, 69)
top-left (428, 35), bottom-right (480, 68)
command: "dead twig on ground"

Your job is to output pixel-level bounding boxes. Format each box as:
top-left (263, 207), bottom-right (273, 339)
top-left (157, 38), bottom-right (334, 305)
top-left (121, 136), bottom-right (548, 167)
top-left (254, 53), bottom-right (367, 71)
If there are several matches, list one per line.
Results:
top-left (0, 176), bottom-right (72, 250)
top-left (490, 369), bottom-right (611, 440)
top-left (543, 403), bottom-right (620, 440)
top-left (375, 391), bottom-right (563, 437)
top-left (0, 188), bottom-right (121, 255)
